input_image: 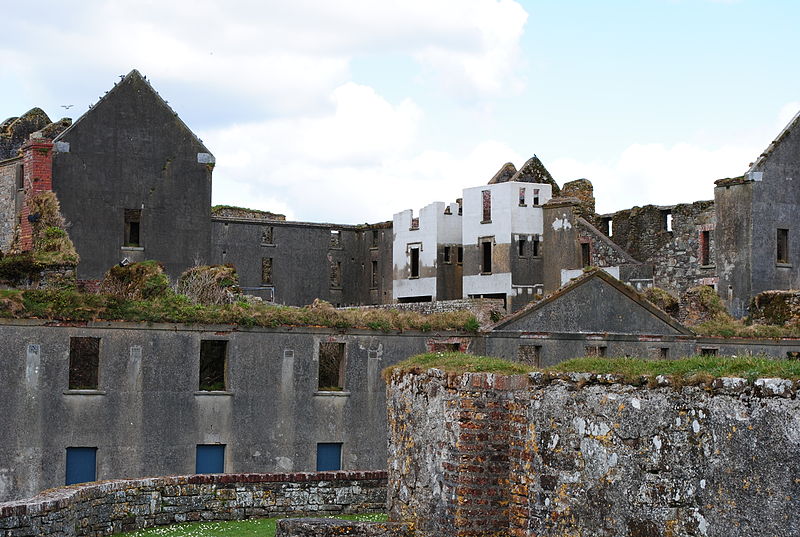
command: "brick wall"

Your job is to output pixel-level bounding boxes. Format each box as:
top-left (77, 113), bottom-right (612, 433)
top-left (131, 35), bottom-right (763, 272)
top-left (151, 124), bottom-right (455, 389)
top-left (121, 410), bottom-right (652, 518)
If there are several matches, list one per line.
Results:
top-left (19, 136), bottom-right (54, 251)
top-left (0, 471), bottom-right (386, 536)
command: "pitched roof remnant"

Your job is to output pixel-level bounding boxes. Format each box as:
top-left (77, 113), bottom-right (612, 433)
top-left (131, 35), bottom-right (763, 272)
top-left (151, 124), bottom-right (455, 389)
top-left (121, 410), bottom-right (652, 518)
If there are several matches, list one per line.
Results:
top-left (510, 155), bottom-right (561, 195)
top-left (0, 108), bottom-right (53, 160)
top-left (487, 162), bottom-right (517, 184)
top-left (749, 107), bottom-right (800, 172)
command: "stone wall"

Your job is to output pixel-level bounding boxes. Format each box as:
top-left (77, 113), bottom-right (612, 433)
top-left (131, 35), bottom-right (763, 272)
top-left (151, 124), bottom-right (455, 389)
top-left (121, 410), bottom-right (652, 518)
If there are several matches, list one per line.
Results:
top-left (276, 518), bottom-right (412, 536)
top-left (749, 290), bottom-right (800, 326)
top-left (0, 158), bottom-right (19, 252)
top-left (387, 369), bottom-right (800, 537)
top-left (343, 298), bottom-right (505, 329)
top-left (0, 471), bottom-right (386, 537)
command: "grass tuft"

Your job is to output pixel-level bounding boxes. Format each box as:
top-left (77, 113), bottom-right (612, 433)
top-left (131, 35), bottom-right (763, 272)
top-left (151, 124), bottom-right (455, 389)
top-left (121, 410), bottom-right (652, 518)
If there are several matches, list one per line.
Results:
top-left (382, 352), bottom-right (534, 381)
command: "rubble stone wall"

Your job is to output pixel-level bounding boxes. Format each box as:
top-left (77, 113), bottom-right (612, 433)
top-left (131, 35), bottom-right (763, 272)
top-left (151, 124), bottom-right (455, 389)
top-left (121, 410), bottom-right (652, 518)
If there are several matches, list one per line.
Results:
top-left (0, 471), bottom-right (386, 537)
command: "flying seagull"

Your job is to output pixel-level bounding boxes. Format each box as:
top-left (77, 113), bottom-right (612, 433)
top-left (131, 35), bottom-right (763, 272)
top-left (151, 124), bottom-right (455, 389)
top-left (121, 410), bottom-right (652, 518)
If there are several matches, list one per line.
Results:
top-left (61, 104), bottom-right (74, 110)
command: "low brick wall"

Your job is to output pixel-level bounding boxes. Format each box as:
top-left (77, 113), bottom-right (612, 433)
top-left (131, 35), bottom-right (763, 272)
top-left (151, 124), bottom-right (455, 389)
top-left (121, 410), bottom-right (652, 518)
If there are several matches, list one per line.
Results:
top-left (0, 471), bottom-right (386, 536)
top-left (387, 369), bottom-right (800, 537)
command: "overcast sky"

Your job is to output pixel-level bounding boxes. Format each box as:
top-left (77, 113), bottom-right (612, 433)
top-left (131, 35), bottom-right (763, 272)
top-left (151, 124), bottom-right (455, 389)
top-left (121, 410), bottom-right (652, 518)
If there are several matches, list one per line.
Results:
top-left (2, 0), bottom-right (798, 223)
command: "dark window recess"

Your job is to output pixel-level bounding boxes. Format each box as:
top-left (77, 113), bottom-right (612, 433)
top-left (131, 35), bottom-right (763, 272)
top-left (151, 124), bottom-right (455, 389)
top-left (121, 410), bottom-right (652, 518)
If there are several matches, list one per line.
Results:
top-left (457, 247), bottom-right (463, 264)
top-left (532, 239), bottom-right (540, 257)
top-left (15, 164), bottom-right (24, 190)
top-left (532, 188), bottom-right (540, 206)
top-left (261, 257), bottom-right (273, 284)
top-left (196, 444), bottom-right (225, 474)
top-left (700, 348), bottom-right (718, 356)
top-left (519, 187), bottom-right (526, 206)
top-left (410, 247), bottom-right (420, 278)
top-left (482, 241), bottom-right (492, 273)
top-left (69, 337), bottom-right (100, 390)
top-left (777, 228), bottom-right (789, 263)
top-left (581, 243), bottom-right (591, 267)
top-left (330, 230), bottom-right (341, 248)
top-left (317, 443), bottom-right (342, 471)
top-left (261, 226), bottom-right (273, 244)
top-left (585, 345), bottom-right (606, 357)
top-left (518, 238), bottom-right (526, 257)
top-left (700, 230), bottom-right (711, 265)
top-left (371, 260), bottom-right (378, 288)
top-left (443, 246), bottom-right (451, 263)
top-left (371, 230), bottom-right (378, 247)
top-left (199, 340), bottom-right (227, 391)
top-left (410, 217), bottom-right (419, 230)
top-left (788, 351), bottom-right (800, 360)
top-left (482, 190), bottom-right (491, 222)
top-left (318, 342), bottom-right (345, 391)
top-left (124, 209), bottom-right (141, 247)
top-left (65, 447), bottom-right (97, 485)
top-left (330, 260), bottom-right (342, 287)
top-left (431, 342), bottom-right (460, 353)
top-left (518, 345), bottom-right (541, 367)
top-left (660, 348), bottom-right (669, 359)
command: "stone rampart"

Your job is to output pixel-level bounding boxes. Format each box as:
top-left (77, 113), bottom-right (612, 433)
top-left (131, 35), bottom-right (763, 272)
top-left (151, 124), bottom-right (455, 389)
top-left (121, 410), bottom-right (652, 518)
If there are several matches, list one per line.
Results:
top-left (0, 471), bottom-right (386, 536)
top-left (387, 369), bottom-right (800, 537)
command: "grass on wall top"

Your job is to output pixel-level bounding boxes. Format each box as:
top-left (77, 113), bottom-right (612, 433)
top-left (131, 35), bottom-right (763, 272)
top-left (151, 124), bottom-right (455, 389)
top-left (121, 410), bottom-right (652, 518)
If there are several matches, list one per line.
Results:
top-left (385, 352), bottom-right (800, 382)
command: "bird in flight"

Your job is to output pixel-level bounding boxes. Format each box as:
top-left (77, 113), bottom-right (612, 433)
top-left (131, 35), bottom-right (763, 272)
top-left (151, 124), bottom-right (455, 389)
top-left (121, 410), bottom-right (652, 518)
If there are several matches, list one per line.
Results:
top-left (61, 104), bottom-right (74, 110)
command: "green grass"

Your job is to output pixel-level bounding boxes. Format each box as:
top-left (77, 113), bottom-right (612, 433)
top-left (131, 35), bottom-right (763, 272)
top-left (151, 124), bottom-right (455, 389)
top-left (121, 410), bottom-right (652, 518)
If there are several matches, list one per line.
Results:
top-left (386, 353), bottom-right (800, 383)
top-left (119, 513), bottom-right (387, 537)
top-left (383, 352), bottom-right (535, 380)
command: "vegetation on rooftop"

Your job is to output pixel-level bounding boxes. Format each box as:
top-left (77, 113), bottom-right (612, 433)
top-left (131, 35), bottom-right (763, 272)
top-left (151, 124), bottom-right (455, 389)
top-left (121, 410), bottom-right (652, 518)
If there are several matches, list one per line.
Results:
top-left (385, 352), bottom-right (800, 383)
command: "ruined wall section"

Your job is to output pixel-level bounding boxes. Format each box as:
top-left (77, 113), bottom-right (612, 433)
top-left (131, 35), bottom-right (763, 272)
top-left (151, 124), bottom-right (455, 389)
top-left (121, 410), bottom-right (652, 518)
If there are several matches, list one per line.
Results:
top-left (0, 158), bottom-right (20, 251)
top-left (576, 217), bottom-right (635, 268)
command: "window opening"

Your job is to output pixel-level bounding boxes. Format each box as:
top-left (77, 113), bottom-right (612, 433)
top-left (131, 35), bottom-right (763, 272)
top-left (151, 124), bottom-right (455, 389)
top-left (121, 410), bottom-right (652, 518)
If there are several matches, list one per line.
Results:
top-left (585, 345), bottom-right (606, 357)
top-left (431, 342), bottom-right (460, 353)
top-left (519, 187), bottom-right (526, 206)
top-left (664, 212), bottom-right (673, 232)
top-left (196, 444), bottom-right (225, 474)
top-left (261, 257), bottom-right (272, 284)
top-left (457, 246), bottom-right (463, 264)
top-left (700, 230), bottom-right (711, 265)
top-left (700, 347), bottom-right (718, 356)
top-left (69, 337), bottom-right (100, 390)
top-left (482, 190), bottom-right (491, 222)
top-left (660, 348), bottom-right (669, 359)
top-left (261, 226), bottom-right (273, 244)
top-left (410, 247), bottom-right (420, 278)
top-left (371, 260), bottom-right (378, 288)
top-left (371, 230), bottom-right (378, 247)
top-left (443, 246), bottom-right (451, 263)
top-left (532, 239), bottom-right (540, 257)
top-left (66, 447), bottom-right (97, 485)
top-left (532, 189), bottom-right (540, 206)
top-left (517, 345), bottom-right (541, 367)
top-left (318, 342), bottom-right (345, 391)
top-left (518, 238), bottom-right (526, 257)
top-left (787, 351), bottom-right (800, 360)
top-left (124, 209), bottom-right (141, 247)
top-left (482, 241), bottom-right (492, 273)
top-left (607, 219), bottom-right (613, 237)
top-left (330, 260), bottom-right (342, 287)
top-left (410, 217), bottom-right (419, 230)
top-left (581, 243), bottom-right (591, 267)
top-left (777, 228), bottom-right (789, 263)
top-left (199, 340), bottom-right (227, 391)
top-left (329, 229), bottom-right (341, 248)
top-left (317, 443), bottom-right (342, 471)
top-left (15, 164), bottom-right (24, 190)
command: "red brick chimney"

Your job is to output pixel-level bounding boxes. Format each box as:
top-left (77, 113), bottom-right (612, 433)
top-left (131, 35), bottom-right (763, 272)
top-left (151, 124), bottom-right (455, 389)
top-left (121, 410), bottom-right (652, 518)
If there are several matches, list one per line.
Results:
top-left (19, 133), bottom-right (54, 251)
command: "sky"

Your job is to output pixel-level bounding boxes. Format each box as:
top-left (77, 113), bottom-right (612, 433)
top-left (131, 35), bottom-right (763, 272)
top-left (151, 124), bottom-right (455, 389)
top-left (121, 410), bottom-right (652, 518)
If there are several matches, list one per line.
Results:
top-left (2, 0), bottom-right (798, 224)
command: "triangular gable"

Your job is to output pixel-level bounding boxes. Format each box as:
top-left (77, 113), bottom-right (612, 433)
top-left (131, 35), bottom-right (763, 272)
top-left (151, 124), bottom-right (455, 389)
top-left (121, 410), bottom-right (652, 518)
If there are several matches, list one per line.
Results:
top-left (54, 69), bottom-right (212, 156)
top-left (748, 107), bottom-right (800, 173)
top-left (509, 155), bottom-right (560, 196)
top-left (488, 162), bottom-right (517, 184)
top-left (493, 269), bottom-right (693, 335)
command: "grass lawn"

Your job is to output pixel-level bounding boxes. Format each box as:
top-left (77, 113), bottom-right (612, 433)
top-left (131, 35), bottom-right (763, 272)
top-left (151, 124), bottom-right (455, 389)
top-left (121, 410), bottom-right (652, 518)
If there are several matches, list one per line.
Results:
top-left (119, 513), bottom-right (388, 537)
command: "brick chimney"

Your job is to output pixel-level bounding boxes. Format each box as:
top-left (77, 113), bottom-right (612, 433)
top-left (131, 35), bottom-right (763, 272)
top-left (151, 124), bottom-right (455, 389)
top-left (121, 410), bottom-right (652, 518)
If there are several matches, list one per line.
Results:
top-left (19, 133), bottom-right (54, 251)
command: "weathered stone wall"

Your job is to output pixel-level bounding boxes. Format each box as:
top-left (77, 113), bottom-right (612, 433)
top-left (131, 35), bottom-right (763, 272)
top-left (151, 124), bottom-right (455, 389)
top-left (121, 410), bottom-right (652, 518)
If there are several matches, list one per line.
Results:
top-left (576, 217), bottom-right (636, 268)
top-left (0, 471), bottom-right (386, 537)
top-left (211, 206), bottom-right (286, 221)
top-left (388, 369), bottom-right (800, 537)
top-left (344, 298), bottom-right (505, 329)
top-left (749, 290), bottom-right (800, 326)
top-left (0, 158), bottom-right (19, 251)
top-left (276, 518), bottom-right (413, 537)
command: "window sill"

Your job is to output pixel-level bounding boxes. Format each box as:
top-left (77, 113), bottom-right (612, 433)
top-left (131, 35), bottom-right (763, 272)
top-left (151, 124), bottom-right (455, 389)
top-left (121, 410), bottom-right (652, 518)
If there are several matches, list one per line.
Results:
top-left (63, 389), bottom-right (106, 396)
top-left (776, 262), bottom-right (792, 268)
top-left (369, 246), bottom-right (378, 250)
top-left (480, 272), bottom-right (493, 276)
top-left (121, 246), bottom-right (144, 251)
top-left (314, 390), bottom-right (351, 397)
top-left (699, 264), bottom-right (715, 269)
top-left (408, 276), bottom-right (419, 280)
top-left (194, 391), bottom-right (233, 396)
top-left (261, 243), bottom-right (276, 247)
top-left (328, 246), bottom-right (343, 251)
top-left (481, 220), bottom-right (492, 224)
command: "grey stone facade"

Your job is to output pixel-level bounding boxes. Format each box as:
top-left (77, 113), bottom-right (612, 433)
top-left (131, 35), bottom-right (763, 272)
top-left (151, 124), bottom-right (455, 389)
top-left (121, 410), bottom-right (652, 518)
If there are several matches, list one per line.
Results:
top-left (0, 158), bottom-right (20, 251)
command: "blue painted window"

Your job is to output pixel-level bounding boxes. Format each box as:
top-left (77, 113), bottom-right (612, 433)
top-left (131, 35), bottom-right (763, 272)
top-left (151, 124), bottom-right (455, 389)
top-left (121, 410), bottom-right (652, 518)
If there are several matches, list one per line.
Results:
top-left (196, 444), bottom-right (225, 474)
top-left (316, 442), bottom-right (342, 471)
top-left (65, 447), bottom-right (97, 485)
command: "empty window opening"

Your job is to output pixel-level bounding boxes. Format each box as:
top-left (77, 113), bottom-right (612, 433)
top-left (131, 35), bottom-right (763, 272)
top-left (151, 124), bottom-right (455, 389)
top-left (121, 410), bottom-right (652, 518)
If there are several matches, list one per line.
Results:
top-left (482, 241), bottom-right (492, 273)
top-left (330, 260), bottom-right (342, 287)
top-left (457, 246), bottom-right (463, 264)
top-left (15, 164), bottom-right (24, 190)
top-left (196, 444), bottom-right (225, 474)
top-left (700, 348), bottom-right (718, 357)
top-left (518, 238), bottom-right (526, 257)
top-left (66, 447), bottom-right (97, 485)
top-left (585, 345), bottom-right (606, 357)
top-left (410, 217), bottom-right (419, 230)
top-left (261, 257), bottom-right (272, 285)
top-left (431, 342), bottom-right (461, 353)
top-left (69, 337), bottom-right (100, 390)
top-left (788, 351), bottom-right (800, 360)
top-left (533, 239), bottom-right (540, 257)
top-left (318, 342), bottom-right (345, 391)
top-left (124, 209), bottom-right (141, 247)
top-left (700, 230), bottom-right (711, 265)
top-left (581, 243), bottom-right (591, 267)
top-left (660, 348), bottom-right (669, 359)
top-left (482, 190), bottom-right (492, 222)
top-left (410, 247), bottom-right (420, 278)
top-left (607, 219), bottom-right (613, 237)
top-left (261, 226), bottom-right (273, 244)
top-left (317, 442), bottom-right (342, 471)
top-left (329, 229), bottom-right (341, 248)
top-left (371, 260), bottom-right (378, 288)
top-left (443, 246), bottom-right (451, 263)
top-left (533, 189), bottom-right (540, 206)
top-left (665, 212), bottom-right (673, 232)
top-left (199, 340), bottom-right (227, 391)
top-left (371, 230), bottom-right (378, 247)
top-left (519, 187), bottom-right (526, 206)
top-left (518, 345), bottom-right (541, 367)
top-left (777, 228), bottom-right (789, 263)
